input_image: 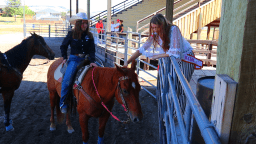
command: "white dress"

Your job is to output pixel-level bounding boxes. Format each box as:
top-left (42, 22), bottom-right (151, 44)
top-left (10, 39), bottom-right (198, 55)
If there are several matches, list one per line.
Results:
top-left (138, 25), bottom-right (193, 60)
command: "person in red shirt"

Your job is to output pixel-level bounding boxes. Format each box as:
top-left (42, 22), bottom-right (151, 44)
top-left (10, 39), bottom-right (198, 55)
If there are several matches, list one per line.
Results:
top-left (96, 19), bottom-right (104, 41)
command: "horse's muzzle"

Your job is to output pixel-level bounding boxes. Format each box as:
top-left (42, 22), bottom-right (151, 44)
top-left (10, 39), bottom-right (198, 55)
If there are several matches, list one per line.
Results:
top-left (130, 112), bottom-right (143, 122)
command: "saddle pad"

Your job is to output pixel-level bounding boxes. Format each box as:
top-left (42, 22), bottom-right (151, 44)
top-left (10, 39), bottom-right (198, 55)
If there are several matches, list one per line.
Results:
top-left (54, 62), bottom-right (67, 82)
top-left (54, 62), bottom-right (91, 85)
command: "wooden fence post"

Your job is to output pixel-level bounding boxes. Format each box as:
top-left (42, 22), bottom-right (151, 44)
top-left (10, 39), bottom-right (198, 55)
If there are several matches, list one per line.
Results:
top-left (210, 74), bottom-right (237, 144)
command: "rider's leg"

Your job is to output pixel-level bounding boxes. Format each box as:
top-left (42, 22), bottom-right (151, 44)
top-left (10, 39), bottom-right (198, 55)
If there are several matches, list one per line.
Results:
top-left (60, 55), bottom-right (83, 113)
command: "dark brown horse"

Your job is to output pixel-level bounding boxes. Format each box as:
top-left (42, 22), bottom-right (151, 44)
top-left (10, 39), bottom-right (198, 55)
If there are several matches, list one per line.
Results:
top-left (47, 58), bottom-right (143, 144)
top-left (0, 33), bottom-right (55, 131)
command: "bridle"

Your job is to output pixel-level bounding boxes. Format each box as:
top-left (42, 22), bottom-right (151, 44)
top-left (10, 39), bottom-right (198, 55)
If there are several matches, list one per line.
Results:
top-left (117, 76), bottom-right (130, 118)
top-left (92, 67), bottom-right (131, 123)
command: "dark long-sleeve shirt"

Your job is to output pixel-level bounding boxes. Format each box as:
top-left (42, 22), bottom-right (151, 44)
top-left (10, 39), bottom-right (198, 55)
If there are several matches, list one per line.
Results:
top-left (60, 31), bottom-right (95, 63)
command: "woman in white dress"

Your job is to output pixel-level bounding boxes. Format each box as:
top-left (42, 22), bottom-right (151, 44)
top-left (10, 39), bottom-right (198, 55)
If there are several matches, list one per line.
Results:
top-left (124, 13), bottom-right (195, 112)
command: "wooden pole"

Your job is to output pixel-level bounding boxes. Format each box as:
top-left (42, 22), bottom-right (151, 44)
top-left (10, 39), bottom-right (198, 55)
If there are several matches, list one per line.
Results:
top-left (76, 0), bottom-right (78, 14)
top-left (70, 0), bottom-right (72, 17)
top-left (197, 0), bottom-right (202, 48)
top-left (87, 0), bottom-right (90, 19)
top-left (206, 25), bottom-right (211, 40)
top-left (107, 0), bottom-right (111, 33)
top-left (166, 0), bottom-right (174, 23)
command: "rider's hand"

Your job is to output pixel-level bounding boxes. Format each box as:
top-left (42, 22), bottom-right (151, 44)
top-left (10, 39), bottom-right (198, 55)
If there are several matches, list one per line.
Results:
top-left (90, 63), bottom-right (98, 67)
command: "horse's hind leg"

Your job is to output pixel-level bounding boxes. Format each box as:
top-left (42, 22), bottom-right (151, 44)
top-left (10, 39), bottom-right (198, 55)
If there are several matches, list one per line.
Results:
top-left (2, 89), bottom-right (15, 131)
top-left (66, 113), bottom-right (74, 133)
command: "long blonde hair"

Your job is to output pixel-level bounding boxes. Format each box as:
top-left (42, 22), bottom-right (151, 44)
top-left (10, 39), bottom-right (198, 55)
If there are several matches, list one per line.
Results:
top-left (149, 14), bottom-right (172, 52)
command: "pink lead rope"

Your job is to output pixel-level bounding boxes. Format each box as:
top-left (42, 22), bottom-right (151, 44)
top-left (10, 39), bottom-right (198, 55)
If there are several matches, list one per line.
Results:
top-left (91, 67), bottom-right (128, 123)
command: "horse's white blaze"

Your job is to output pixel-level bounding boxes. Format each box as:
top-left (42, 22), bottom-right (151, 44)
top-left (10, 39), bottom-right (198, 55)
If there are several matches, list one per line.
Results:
top-left (132, 82), bottom-right (136, 89)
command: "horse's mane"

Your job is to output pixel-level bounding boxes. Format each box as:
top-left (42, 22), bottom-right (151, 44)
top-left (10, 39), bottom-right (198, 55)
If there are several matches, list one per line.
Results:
top-left (5, 36), bottom-right (34, 68)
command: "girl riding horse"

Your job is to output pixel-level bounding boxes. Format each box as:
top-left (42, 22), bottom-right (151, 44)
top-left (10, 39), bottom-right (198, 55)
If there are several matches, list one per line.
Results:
top-left (59, 12), bottom-right (97, 114)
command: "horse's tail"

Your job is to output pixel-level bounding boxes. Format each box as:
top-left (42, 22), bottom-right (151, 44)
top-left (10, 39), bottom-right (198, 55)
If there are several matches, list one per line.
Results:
top-left (68, 93), bottom-right (77, 116)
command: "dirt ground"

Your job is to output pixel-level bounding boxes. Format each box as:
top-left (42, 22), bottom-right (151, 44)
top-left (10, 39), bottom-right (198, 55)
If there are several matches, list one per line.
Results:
top-left (0, 34), bottom-right (159, 144)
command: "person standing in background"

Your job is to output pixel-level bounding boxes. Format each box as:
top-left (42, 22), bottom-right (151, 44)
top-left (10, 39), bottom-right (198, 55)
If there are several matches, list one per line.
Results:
top-left (96, 19), bottom-right (104, 42)
top-left (114, 19), bottom-right (120, 33)
top-left (118, 20), bottom-right (124, 44)
top-left (111, 21), bottom-right (115, 42)
top-left (119, 20), bottom-right (124, 33)
top-left (113, 19), bottom-right (120, 43)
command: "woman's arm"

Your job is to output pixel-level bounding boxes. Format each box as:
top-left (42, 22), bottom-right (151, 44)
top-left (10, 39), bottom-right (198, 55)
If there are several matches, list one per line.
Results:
top-left (124, 50), bottom-right (142, 66)
top-left (151, 53), bottom-right (169, 59)
top-left (60, 31), bottom-right (72, 60)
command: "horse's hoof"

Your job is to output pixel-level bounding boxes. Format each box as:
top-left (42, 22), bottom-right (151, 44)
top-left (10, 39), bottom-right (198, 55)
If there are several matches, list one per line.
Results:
top-left (50, 126), bottom-right (56, 131)
top-left (6, 124), bottom-right (14, 131)
top-left (67, 128), bottom-right (74, 134)
top-left (98, 136), bottom-right (104, 144)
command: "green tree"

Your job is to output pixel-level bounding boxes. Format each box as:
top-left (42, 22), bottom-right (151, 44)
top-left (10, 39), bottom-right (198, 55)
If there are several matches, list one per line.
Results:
top-left (2, 0), bottom-right (21, 17)
top-left (2, 0), bottom-right (35, 18)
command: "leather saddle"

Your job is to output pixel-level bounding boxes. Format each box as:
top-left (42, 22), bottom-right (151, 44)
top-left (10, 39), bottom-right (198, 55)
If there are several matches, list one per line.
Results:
top-left (54, 58), bottom-right (91, 88)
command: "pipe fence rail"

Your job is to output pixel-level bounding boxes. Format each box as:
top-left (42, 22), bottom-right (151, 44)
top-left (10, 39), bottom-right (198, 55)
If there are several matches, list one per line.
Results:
top-left (157, 57), bottom-right (220, 144)
top-left (26, 23), bottom-right (69, 38)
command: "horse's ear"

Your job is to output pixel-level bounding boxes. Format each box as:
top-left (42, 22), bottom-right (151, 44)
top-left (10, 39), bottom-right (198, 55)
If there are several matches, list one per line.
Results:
top-left (30, 32), bottom-right (33, 36)
top-left (115, 64), bottom-right (125, 74)
top-left (131, 60), bottom-right (136, 71)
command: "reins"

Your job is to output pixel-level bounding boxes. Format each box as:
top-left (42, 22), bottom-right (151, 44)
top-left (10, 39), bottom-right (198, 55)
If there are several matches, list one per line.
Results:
top-left (91, 67), bottom-right (131, 123)
top-left (29, 60), bottom-right (50, 66)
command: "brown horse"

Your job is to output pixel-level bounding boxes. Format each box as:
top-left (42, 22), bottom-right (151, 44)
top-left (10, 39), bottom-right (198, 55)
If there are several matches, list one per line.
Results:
top-left (47, 58), bottom-right (143, 144)
top-left (0, 33), bottom-right (55, 131)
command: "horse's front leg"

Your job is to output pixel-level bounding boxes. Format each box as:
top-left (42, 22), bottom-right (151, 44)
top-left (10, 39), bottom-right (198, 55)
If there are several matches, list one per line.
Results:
top-left (79, 113), bottom-right (90, 144)
top-left (98, 100), bottom-right (114, 144)
top-left (2, 89), bottom-right (15, 131)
